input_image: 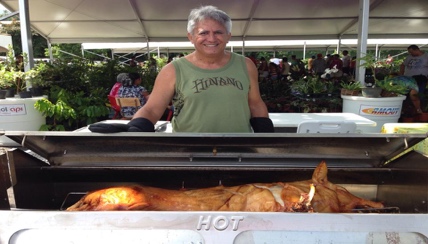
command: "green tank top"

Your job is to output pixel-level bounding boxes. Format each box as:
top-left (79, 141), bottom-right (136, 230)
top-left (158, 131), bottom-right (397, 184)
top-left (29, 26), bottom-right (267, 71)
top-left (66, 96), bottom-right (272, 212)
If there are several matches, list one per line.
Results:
top-left (171, 53), bottom-right (252, 133)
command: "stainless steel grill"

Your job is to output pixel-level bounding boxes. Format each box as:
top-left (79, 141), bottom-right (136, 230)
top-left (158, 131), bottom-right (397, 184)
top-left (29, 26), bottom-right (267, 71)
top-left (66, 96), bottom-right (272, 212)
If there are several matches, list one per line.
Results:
top-left (1, 131), bottom-right (427, 243)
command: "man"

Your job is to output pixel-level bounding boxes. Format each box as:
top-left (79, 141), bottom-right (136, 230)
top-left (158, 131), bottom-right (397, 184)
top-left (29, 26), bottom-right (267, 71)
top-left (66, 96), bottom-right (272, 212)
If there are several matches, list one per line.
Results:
top-left (89, 5), bottom-right (273, 133)
top-left (388, 75), bottom-right (423, 115)
top-left (400, 45), bottom-right (428, 99)
top-left (341, 50), bottom-right (351, 75)
top-left (312, 53), bottom-right (327, 77)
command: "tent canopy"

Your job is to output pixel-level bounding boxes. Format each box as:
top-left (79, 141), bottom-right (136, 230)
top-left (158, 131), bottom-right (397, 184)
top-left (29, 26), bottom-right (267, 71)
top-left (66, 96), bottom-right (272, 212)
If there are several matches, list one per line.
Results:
top-left (1, 0), bottom-right (427, 45)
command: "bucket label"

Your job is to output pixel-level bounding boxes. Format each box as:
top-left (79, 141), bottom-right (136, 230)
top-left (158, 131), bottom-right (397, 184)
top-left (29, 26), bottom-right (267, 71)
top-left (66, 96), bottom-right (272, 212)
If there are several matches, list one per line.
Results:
top-left (360, 105), bottom-right (401, 117)
top-left (0, 104), bottom-right (27, 116)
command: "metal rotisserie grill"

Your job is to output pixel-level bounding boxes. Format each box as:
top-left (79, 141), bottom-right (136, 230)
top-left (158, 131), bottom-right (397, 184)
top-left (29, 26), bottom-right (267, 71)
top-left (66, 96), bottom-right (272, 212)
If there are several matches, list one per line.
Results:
top-left (1, 131), bottom-right (427, 243)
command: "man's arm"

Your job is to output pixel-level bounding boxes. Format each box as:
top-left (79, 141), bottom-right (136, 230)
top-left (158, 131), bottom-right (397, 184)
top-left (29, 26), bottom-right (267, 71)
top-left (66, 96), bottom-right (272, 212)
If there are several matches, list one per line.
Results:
top-left (245, 57), bottom-right (268, 117)
top-left (133, 63), bottom-right (176, 124)
top-left (245, 57), bottom-right (274, 132)
top-left (399, 63), bottom-right (405, 75)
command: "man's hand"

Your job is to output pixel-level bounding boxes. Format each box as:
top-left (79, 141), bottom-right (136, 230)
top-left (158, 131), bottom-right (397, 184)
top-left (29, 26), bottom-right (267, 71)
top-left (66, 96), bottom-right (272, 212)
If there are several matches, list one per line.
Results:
top-left (88, 118), bottom-right (155, 133)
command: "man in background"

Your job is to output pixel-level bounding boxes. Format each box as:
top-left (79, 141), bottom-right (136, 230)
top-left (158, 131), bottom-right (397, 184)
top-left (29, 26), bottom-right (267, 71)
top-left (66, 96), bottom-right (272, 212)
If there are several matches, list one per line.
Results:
top-left (400, 45), bottom-right (428, 99)
top-left (341, 50), bottom-right (351, 75)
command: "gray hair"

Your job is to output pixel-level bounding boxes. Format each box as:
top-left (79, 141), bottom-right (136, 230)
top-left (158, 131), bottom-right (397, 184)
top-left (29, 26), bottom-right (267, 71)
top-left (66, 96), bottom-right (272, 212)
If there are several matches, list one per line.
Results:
top-left (116, 73), bottom-right (128, 83)
top-left (120, 73), bottom-right (133, 87)
top-left (187, 5), bottom-right (232, 35)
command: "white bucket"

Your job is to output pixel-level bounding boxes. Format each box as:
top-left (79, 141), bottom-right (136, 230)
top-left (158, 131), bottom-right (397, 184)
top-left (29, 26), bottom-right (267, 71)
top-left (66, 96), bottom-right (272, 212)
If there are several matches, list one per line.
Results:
top-left (0, 96), bottom-right (46, 146)
top-left (341, 95), bottom-right (406, 133)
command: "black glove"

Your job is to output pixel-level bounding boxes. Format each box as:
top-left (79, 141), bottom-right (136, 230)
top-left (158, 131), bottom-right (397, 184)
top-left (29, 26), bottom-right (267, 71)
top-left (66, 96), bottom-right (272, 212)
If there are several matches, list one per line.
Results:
top-left (88, 118), bottom-right (155, 133)
top-left (250, 117), bottom-right (275, 133)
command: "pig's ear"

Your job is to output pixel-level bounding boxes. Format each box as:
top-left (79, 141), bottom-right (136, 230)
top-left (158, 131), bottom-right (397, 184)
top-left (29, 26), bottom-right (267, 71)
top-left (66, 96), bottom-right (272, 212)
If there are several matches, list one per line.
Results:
top-left (312, 160), bottom-right (328, 184)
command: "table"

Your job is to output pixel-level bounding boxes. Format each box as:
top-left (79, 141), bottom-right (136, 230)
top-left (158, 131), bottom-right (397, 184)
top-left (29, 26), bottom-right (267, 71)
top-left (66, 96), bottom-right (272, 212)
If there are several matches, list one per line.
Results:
top-left (269, 113), bottom-right (377, 133)
top-left (381, 123), bottom-right (428, 156)
top-left (76, 113), bottom-right (377, 133)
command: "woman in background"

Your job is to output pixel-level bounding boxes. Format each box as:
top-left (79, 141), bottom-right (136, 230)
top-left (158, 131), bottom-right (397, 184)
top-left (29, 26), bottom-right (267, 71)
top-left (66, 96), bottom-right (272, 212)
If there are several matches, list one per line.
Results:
top-left (117, 72), bottom-right (150, 118)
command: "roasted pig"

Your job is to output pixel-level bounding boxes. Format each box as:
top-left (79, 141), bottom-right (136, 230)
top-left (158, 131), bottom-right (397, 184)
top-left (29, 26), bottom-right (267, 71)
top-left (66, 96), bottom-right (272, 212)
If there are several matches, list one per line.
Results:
top-left (66, 161), bottom-right (384, 213)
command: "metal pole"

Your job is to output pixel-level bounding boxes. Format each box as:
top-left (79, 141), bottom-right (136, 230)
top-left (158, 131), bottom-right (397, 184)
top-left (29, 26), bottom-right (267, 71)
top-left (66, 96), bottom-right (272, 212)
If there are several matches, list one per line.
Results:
top-left (18, 0), bottom-right (34, 90)
top-left (303, 41), bottom-right (306, 60)
top-left (48, 40), bottom-right (53, 63)
top-left (375, 44), bottom-right (379, 60)
top-left (242, 38), bottom-right (245, 54)
top-left (146, 39), bottom-right (150, 59)
top-left (356, 0), bottom-right (370, 84)
top-left (337, 37), bottom-right (341, 54)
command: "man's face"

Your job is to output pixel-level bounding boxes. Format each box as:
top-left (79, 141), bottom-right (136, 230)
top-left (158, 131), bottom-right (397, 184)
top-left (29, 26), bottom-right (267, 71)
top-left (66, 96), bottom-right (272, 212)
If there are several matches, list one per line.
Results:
top-left (408, 48), bottom-right (418, 56)
top-left (187, 18), bottom-right (231, 56)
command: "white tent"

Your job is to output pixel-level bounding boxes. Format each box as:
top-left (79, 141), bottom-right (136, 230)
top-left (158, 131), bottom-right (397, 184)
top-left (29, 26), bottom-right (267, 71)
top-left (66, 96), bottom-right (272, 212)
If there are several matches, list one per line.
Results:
top-left (2, 0), bottom-right (428, 81)
top-left (81, 39), bottom-right (428, 54)
top-left (1, 0), bottom-right (427, 44)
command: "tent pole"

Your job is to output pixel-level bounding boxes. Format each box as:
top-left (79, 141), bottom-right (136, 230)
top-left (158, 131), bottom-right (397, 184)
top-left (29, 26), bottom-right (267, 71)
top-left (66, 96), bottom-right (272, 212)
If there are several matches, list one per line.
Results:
top-left (242, 38), bottom-right (245, 54)
top-left (146, 39), bottom-right (150, 59)
top-left (18, 0), bottom-right (34, 69)
top-left (375, 44), bottom-right (379, 60)
top-left (18, 0), bottom-right (34, 90)
top-left (303, 41), bottom-right (306, 60)
top-left (356, 0), bottom-right (370, 85)
top-left (337, 37), bottom-right (341, 54)
top-left (47, 41), bottom-right (53, 63)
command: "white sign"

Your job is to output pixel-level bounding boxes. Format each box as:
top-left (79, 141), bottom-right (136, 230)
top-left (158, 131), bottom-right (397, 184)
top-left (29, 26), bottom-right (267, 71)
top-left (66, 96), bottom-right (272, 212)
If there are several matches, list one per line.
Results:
top-left (0, 104), bottom-right (27, 116)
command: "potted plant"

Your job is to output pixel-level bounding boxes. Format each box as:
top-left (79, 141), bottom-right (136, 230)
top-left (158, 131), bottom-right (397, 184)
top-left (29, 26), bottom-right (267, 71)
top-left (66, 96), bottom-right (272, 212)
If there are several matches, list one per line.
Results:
top-left (356, 54), bottom-right (407, 98)
top-left (341, 54), bottom-right (408, 131)
top-left (0, 44), bottom-right (49, 98)
top-left (376, 78), bottom-right (409, 97)
top-left (340, 80), bottom-right (361, 96)
top-left (0, 69), bottom-right (14, 99)
top-left (0, 59), bottom-right (17, 98)
top-left (357, 54), bottom-right (387, 97)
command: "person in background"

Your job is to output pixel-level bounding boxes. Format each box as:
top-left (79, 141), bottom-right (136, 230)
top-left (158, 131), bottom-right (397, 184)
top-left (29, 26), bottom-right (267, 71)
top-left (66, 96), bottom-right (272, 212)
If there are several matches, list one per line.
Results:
top-left (281, 57), bottom-right (290, 79)
top-left (400, 45), bottom-right (428, 96)
top-left (386, 54), bottom-right (394, 65)
top-left (312, 53), bottom-right (327, 77)
top-left (109, 73), bottom-right (128, 97)
top-left (325, 54), bottom-right (332, 67)
top-left (15, 54), bottom-right (24, 71)
top-left (268, 62), bottom-right (280, 81)
top-left (149, 57), bottom-right (157, 72)
top-left (258, 56), bottom-right (269, 79)
top-left (129, 54), bottom-right (137, 67)
top-left (349, 56), bottom-right (357, 77)
top-left (89, 5), bottom-right (273, 133)
top-left (341, 50), bottom-right (351, 75)
top-left (167, 56), bottom-right (174, 64)
top-left (388, 75), bottom-right (423, 116)
top-left (328, 54), bottom-right (343, 77)
top-left (289, 55), bottom-right (305, 78)
top-left (307, 55), bottom-right (315, 74)
top-left (247, 53), bottom-right (258, 66)
top-left (117, 72), bottom-right (150, 118)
